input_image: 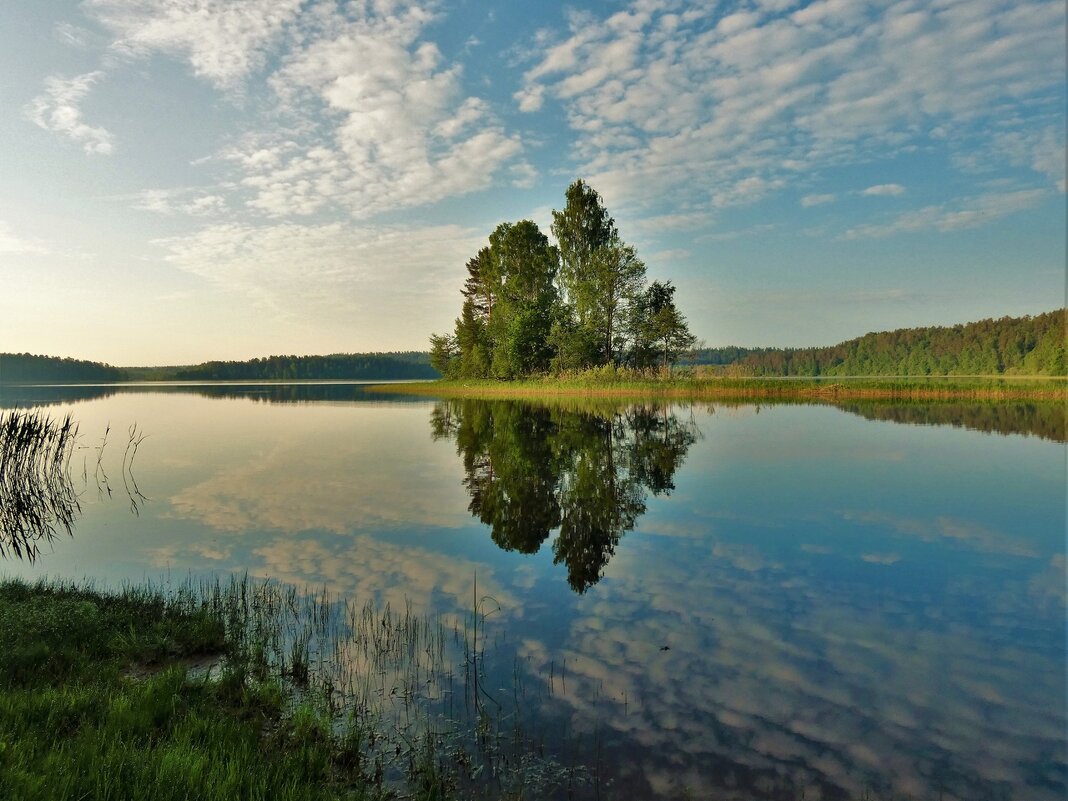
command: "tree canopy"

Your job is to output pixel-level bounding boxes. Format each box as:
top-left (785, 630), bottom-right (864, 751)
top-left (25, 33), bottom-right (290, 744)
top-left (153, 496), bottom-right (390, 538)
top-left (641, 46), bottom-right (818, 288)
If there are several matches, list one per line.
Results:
top-left (691, 310), bottom-right (1065, 377)
top-left (432, 180), bottom-right (696, 379)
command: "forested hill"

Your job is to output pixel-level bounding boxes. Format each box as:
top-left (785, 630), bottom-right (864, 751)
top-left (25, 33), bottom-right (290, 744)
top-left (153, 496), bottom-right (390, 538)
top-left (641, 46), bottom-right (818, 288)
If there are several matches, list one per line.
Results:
top-left (158, 353), bottom-right (437, 381)
top-left (0, 353), bottom-right (123, 383)
top-left (0, 352), bottom-right (438, 383)
top-left (701, 310), bottom-right (1065, 376)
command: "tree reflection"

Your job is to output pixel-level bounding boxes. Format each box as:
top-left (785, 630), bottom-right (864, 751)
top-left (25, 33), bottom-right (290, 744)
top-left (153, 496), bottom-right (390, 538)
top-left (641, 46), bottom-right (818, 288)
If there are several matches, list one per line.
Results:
top-left (431, 400), bottom-right (700, 592)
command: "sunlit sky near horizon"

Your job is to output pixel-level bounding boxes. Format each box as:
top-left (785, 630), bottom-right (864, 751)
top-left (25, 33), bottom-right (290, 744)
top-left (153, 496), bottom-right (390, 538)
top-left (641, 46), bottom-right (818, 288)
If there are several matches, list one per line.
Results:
top-left (1, 0), bottom-right (1065, 366)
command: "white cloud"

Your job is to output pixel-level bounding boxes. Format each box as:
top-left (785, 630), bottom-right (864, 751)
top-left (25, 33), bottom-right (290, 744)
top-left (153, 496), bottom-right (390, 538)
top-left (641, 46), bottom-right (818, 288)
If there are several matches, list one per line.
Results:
top-left (84, 0), bottom-right (303, 88)
top-left (843, 188), bottom-right (1048, 239)
top-left (134, 189), bottom-right (228, 217)
top-left (217, 6), bottom-right (523, 218)
top-left (992, 126), bottom-right (1067, 192)
top-left (648, 248), bottom-right (691, 262)
top-left (801, 193), bottom-right (836, 207)
top-left (696, 223), bottom-right (778, 243)
top-left (629, 211), bottom-right (717, 235)
top-left (247, 10), bottom-right (519, 217)
top-left (0, 221), bottom-right (48, 255)
top-left (54, 22), bottom-right (94, 48)
top-left (519, 0), bottom-right (1065, 221)
top-left (861, 183), bottom-right (906, 197)
top-left (155, 221), bottom-right (484, 324)
top-left (713, 176), bottom-right (786, 207)
top-left (25, 71), bottom-right (114, 155)
top-left (72, 2), bottom-right (524, 220)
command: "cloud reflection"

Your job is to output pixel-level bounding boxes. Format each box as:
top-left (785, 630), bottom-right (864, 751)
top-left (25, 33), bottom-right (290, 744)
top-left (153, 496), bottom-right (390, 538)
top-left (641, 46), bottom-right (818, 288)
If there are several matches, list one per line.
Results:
top-left (165, 419), bottom-right (469, 535)
top-left (508, 518), bottom-right (1065, 800)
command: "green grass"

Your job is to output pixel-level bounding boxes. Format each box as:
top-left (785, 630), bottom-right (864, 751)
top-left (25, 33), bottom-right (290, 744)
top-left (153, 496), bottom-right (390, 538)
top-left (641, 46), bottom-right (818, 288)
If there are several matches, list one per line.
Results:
top-left (0, 575), bottom-right (590, 801)
top-left (368, 368), bottom-right (1067, 401)
top-left (0, 578), bottom-right (384, 801)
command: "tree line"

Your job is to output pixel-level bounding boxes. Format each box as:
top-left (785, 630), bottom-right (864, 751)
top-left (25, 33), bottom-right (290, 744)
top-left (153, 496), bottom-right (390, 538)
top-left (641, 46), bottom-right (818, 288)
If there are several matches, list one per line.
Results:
top-left (0, 353), bottom-right (437, 383)
top-left (162, 353), bottom-right (436, 381)
top-left (0, 354), bottom-right (124, 384)
top-left (430, 180), bottom-right (696, 379)
top-left (704, 310), bottom-right (1065, 376)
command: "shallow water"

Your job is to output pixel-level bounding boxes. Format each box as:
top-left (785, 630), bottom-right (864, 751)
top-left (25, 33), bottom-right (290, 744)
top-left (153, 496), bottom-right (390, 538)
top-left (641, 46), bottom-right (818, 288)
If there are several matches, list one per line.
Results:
top-left (1, 382), bottom-right (1064, 800)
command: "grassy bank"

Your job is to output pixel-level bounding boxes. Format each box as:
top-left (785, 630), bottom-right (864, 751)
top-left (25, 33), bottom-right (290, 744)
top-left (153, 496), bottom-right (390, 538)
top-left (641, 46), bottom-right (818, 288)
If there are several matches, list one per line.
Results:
top-left (368, 371), bottom-right (1067, 402)
top-left (0, 576), bottom-right (588, 801)
top-left (0, 578), bottom-right (373, 801)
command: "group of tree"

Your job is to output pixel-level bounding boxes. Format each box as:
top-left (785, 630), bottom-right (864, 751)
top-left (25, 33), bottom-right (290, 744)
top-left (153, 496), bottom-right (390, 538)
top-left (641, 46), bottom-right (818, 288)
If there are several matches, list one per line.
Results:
top-left (0, 354), bottom-right (123, 384)
top-left (430, 180), bottom-right (696, 379)
top-left (0, 352), bottom-right (438, 383)
top-left (431, 398), bottom-right (699, 593)
top-left (163, 353), bottom-right (436, 381)
top-left (692, 310), bottom-right (1066, 376)
top-left (741, 310), bottom-right (1064, 376)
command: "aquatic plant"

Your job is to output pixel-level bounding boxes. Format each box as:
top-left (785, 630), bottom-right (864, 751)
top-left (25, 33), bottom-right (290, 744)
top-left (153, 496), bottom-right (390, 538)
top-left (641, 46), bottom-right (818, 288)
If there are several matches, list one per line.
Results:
top-left (0, 410), bottom-right (80, 561)
top-left (0, 410), bottom-right (151, 560)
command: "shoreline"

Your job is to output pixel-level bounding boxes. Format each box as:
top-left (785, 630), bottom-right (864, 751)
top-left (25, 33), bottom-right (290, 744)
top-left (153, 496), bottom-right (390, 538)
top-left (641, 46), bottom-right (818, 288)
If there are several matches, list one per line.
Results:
top-left (366, 376), bottom-right (1068, 402)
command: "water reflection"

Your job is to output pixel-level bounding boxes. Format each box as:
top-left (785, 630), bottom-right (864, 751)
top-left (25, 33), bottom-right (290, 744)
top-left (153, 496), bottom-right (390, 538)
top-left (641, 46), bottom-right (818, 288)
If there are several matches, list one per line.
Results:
top-left (0, 411), bottom-right (80, 561)
top-left (838, 401), bottom-right (1066, 442)
top-left (0, 382), bottom-right (429, 409)
top-left (4, 383), bottom-right (1061, 441)
top-left (0, 411), bottom-right (145, 561)
top-left (0, 387), bottom-right (1062, 799)
top-left (431, 399), bottom-right (700, 592)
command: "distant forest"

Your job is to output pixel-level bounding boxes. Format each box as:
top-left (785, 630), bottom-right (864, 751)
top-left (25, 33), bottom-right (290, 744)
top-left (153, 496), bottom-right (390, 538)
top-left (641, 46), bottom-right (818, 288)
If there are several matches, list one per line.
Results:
top-left (0, 354), bottom-right (124, 383)
top-left (2, 310), bottom-right (1063, 384)
top-left (694, 310), bottom-right (1065, 376)
top-left (0, 352), bottom-right (437, 383)
top-left (145, 353), bottom-right (436, 381)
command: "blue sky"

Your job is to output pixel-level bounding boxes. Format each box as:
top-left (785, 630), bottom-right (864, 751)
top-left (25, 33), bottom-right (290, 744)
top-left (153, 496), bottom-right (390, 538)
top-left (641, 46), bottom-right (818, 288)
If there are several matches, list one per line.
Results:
top-left (1, 0), bottom-right (1064, 365)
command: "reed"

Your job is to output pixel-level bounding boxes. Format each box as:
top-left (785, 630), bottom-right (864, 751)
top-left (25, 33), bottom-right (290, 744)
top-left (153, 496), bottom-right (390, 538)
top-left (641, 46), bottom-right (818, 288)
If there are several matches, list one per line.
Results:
top-left (5, 573), bottom-right (589, 800)
top-left (0, 410), bottom-right (80, 561)
top-left (369, 373), bottom-right (1067, 402)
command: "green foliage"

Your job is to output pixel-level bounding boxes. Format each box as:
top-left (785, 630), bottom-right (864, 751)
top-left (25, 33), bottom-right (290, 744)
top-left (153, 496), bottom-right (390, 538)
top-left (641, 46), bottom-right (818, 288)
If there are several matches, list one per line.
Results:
top-left (0, 580), bottom-right (224, 689)
top-left (718, 310), bottom-right (1066, 377)
top-left (628, 281), bottom-right (697, 370)
top-left (487, 220), bottom-right (559, 378)
top-left (0, 353), bottom-right (440, 384)
top-left (551, 178), bottom-right (618, 309)
top-left (429, 334), bottom-right (459, 379)
top-left (431, 180), bottom-right (694, 379)
top-left (0, 354), bottom-right (123, 384)
top-left (169, 353), bottom-right (438, 381)
top-left (0, 578), bottom-right (425, 800)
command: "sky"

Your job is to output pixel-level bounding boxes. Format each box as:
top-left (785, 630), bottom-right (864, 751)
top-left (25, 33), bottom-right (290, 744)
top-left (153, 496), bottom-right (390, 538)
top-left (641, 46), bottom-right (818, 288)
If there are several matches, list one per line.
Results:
top-left (1, 0), bottom-right (1064, 366)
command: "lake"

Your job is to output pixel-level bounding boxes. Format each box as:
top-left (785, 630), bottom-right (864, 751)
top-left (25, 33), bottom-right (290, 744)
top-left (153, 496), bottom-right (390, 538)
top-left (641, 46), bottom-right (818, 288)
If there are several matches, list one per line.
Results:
top-left (1, 382), bottom-right (1064, 800)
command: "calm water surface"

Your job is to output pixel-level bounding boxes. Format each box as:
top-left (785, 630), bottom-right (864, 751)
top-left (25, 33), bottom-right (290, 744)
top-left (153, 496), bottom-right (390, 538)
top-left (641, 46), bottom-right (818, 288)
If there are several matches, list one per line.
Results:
top-left (1, 383), bottom-right (1064, 800)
